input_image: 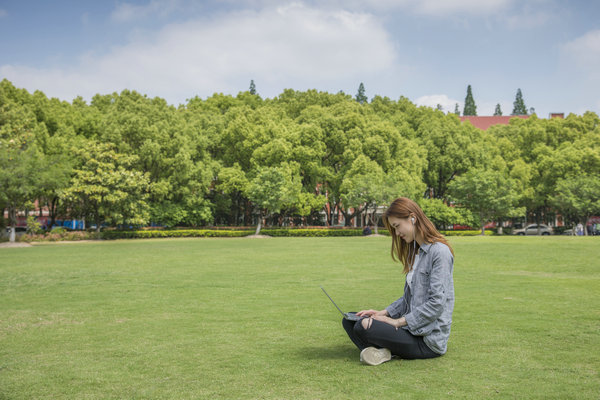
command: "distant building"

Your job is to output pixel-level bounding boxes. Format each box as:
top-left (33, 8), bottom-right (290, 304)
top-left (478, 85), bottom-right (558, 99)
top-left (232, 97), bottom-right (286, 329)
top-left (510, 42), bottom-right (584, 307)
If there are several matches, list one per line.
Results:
top-left (459, 115), bottom-right (529, 130)
top-left (460, 113), bottom-right (564, 131)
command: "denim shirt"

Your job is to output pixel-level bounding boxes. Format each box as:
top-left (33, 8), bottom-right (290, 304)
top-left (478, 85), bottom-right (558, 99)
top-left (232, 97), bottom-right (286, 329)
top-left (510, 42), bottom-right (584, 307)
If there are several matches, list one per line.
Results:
top-left (385, 242), bottom-right (454, 355)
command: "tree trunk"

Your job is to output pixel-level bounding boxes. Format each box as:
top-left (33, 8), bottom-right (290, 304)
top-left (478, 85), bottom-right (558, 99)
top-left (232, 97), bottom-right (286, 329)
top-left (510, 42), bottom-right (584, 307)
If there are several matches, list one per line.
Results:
top-left (94, 207), bottom-right (101, 233)
top-left (48, 197), bottom-right (58, 229)
top-left (8, 206), bottom-right (17, 243)
top-left (372, 212), bottom-right (380, 235)
top-left (255, 213), bottom-right (263, 235)
top-left (481, 224), bottom-right (485, 236)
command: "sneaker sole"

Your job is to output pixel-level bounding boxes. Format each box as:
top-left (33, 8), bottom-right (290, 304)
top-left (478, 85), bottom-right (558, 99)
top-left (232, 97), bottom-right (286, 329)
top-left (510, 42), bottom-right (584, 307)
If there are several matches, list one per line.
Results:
top-left (360, 347), bottom-right (392, 366)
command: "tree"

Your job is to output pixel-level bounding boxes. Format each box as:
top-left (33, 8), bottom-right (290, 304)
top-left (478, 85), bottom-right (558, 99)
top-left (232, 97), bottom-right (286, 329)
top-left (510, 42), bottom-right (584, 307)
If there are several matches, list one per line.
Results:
top-left (355, 83), bottom-right (368, 105)
top-left (0, 135), bottom-right (43, 242)
top-left (448, 167), bottom-right (525, 235)
top-left (245, 164), bottom-right (301, 235)
top-left (284, 191), bottom-right (327, 226)
top-left (512, 88), bottom-right (528, 115)
top-left (463, 85), bottom-right (477, 116)
top-left (249, 80), bottom-right (257, 95)
top-left (454, 103), bottom-right (460, 116)
top-left (418, 110), bottom-right (487, 199)
top-left (61, 143), bottom-right (150, 231)
top-left (494, 104), bottom-right (503, 116)
top-left (418, 198), bottom-right (473, 230)
top-left (553, 174), bottom-right (600, 235)
top-left (0, 91), bottom-right (49, 242)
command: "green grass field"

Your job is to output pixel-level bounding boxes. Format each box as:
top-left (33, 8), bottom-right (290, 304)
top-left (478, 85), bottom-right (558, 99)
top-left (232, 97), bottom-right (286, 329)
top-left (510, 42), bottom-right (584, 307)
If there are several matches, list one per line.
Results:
top-left (1, 236), bottom-right (598, 399)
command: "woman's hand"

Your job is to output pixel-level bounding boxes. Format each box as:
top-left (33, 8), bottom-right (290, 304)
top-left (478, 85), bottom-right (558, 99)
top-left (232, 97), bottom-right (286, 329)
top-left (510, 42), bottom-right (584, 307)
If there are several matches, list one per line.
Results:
top-left (356, 309), bottom-right (388, 318)
top-left (371, 315), bottom-right (408, 329)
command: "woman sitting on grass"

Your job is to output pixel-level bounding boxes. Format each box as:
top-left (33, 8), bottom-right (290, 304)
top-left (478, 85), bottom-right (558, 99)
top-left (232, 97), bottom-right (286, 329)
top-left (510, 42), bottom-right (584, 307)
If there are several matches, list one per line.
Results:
top-left (342, 197), bottom-right (455, 365)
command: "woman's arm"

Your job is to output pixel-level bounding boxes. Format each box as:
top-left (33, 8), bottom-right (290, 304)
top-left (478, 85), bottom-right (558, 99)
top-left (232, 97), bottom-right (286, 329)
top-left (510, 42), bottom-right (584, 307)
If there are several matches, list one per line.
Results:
top-left (356, 309), bottom-right (388, 317)
top-left (404, 246), bottom-right (453, 334)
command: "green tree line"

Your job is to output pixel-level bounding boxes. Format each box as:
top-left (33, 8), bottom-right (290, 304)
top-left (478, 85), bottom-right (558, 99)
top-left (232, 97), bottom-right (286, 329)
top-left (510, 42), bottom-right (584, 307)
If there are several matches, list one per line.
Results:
top-left (1, 79), bottom-right (599, 238)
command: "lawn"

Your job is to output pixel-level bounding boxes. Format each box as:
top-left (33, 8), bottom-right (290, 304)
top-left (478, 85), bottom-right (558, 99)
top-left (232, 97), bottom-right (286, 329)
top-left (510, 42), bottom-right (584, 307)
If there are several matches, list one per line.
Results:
top-left (0, 236), bottom-right (598, 399)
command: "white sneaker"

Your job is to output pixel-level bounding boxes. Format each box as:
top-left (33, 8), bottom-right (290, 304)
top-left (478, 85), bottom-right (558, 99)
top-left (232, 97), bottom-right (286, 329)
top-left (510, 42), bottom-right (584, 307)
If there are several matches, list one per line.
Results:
top-left (359, 347), bottom-right (392, 366)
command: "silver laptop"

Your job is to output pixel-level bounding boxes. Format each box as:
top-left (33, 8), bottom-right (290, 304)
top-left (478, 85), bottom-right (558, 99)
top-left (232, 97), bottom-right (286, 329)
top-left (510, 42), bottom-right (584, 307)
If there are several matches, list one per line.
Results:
top-left (320, 286), bottom-right (362, 321)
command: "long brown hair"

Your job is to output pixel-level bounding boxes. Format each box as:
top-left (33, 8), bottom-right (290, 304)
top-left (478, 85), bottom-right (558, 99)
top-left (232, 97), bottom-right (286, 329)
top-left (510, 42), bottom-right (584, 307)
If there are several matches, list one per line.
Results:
top-left (382, 197), bottom-right (454, 274)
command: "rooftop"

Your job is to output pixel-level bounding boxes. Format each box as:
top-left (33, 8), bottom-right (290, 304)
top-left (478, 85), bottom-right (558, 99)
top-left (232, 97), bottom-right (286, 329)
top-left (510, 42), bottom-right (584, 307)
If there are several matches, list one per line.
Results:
top-left (459, 115), bottom-right (530, 130)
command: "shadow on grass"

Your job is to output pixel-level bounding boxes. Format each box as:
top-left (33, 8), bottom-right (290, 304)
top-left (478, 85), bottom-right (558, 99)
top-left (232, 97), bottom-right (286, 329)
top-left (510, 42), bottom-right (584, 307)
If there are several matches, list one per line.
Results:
top-left (296, 344), bottom-right (357, 360)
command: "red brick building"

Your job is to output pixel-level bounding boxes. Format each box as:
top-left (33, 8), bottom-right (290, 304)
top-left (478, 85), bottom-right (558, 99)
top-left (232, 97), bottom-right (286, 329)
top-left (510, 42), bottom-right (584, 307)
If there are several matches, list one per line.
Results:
top-left (460, 113), bottom-right (564, 131)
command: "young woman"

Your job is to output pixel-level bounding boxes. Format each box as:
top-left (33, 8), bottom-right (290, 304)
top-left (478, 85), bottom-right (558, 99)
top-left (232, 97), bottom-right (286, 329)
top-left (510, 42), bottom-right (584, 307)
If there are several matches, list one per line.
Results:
top-left (342, 197), bottom-right (455, 365)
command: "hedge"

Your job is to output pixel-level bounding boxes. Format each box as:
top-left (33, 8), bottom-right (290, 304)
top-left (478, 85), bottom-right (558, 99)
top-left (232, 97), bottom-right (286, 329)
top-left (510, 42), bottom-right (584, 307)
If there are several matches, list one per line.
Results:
top-left (100, 229), bottom-right (252, 240)
top-left (440, 230), bottom-right (494, 236)
top-left (18, 227), bottom-right (494, 241)
top-left (260, 228), bottom-right (364, 237)
top-left (21, 231), bottom-right (101, 242)
top-left (100, 228), bottom-right (368, 239)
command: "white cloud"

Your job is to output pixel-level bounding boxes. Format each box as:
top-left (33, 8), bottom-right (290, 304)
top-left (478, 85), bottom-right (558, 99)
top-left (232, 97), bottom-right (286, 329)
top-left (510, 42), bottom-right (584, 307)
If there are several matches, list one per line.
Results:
top-left (415, 94), bottom-right (461, 113)
top-left (296, 0), bottom-right (516, 16)
top-left (208, 0), bottom-right (517, 17)
top-left (561, 29), bottom-right (600, 81)
top-left (1, 3), bottom-right (397, 103)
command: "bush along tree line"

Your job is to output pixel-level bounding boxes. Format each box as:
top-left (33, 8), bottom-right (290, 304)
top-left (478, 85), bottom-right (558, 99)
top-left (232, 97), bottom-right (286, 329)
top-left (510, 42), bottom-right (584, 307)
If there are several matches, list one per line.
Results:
top-left (1, 78), bottom-right (599, 241)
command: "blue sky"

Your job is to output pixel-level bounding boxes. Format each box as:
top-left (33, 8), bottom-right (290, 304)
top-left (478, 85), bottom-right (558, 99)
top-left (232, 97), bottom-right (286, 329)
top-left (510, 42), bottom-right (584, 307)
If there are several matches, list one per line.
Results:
top-left (1, 0), bottom-right (599, 117)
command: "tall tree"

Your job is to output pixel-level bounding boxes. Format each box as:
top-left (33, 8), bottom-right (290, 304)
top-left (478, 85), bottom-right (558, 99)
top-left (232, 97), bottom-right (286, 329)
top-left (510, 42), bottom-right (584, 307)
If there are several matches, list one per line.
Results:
top-left (245, 164), bottom-right (301, 235)
top-left (340, 155), bottom-right (424, 233)
top-left (418, 110), bottom-right (487, 199)
top-left (249, 80), bottom-right (257, 95)
top-left (355, 83), bottom-right (367, 105)
top-left (454, 103), bottom-right (460, 116)
top-left (494, 104), bottom-right (503, 116)
top-left (552, 174), bottom-right (600, 235)
top-left (512, 88), bottom-right (528, 115)
top-left (449, 167), bottom-right (525, 235)
top-left (61, 143), bottom-right (150, 232)
top-left (463, 85), bottom-right (477, 116)
top-left (0, 135), bottom-right (43, 242)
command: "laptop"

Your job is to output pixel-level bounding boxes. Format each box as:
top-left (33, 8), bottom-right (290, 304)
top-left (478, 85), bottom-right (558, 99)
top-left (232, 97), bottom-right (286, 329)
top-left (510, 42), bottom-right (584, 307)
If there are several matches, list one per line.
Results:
top-left (320, 286), bottom-right (363, 321)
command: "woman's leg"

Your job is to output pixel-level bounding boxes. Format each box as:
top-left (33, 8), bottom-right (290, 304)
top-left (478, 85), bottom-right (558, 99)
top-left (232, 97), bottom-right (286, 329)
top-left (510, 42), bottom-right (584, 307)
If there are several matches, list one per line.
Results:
top-left (353, 318), bottom-right (439, 360)
top-left (342, 318), bottom-right (370, 350)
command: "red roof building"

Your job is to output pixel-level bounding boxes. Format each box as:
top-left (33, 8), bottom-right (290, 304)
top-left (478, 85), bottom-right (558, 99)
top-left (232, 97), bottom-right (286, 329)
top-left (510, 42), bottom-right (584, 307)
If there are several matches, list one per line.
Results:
top-left (459, 115), bottom-right (529, 130)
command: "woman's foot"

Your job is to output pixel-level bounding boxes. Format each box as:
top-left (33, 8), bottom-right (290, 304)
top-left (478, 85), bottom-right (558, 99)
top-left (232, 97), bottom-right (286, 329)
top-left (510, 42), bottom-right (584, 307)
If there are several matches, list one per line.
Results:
top-left (359, 347), bottom-right (392, 366)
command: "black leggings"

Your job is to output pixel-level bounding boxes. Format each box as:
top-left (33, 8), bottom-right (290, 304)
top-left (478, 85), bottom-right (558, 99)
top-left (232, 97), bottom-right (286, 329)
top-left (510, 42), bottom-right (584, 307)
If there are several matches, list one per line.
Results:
top-left (342, 317), bottom-right (440, 360)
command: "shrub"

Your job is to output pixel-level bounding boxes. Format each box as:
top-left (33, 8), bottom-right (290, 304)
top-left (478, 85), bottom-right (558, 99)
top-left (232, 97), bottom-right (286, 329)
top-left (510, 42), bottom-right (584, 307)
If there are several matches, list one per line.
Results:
top-left (100, 228), bottom-right (370, 239)
top-left (50, 227), bottom-right (68, 234)
top-left (440, 230), bottom-right (493, 236)
top-left (26, 216), bottom-right (43, 234)
top-left (100, 229), bottom-right (252, 240)
top-left (261, 228), bottom-right (363, 237)
top-left (21, 230), bottom-right (100, 242)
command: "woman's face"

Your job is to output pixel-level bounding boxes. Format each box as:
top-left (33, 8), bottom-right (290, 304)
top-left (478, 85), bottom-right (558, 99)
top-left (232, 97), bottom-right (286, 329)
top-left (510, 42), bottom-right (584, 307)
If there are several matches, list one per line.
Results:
top-left (387, 215), bottom-right (415, 243)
